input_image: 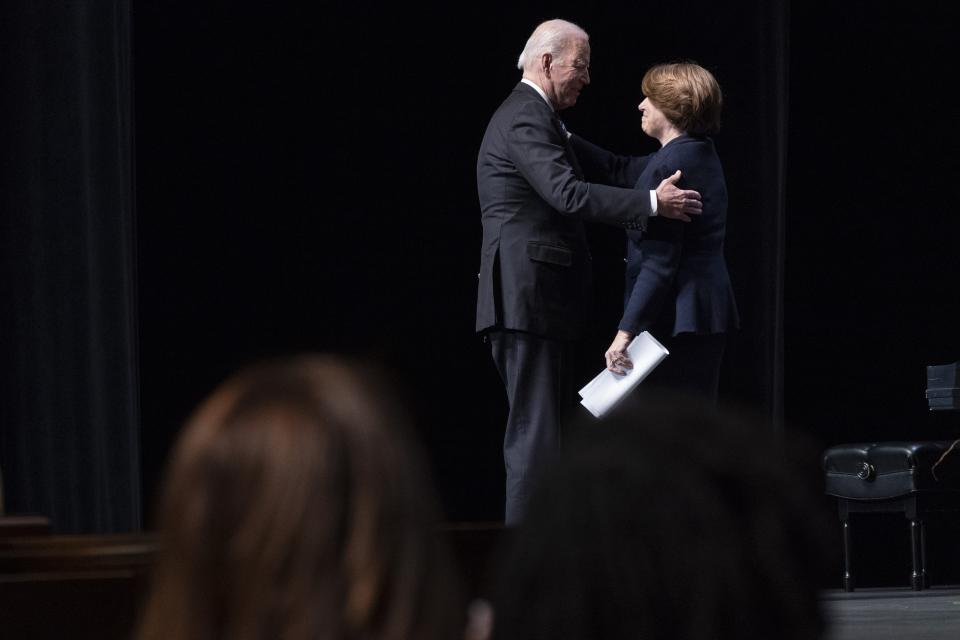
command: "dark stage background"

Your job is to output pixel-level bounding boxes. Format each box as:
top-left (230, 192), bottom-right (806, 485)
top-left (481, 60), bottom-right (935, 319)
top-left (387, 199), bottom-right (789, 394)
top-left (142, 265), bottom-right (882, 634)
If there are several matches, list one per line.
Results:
top-left (2, 0), bottom-right (960, 585)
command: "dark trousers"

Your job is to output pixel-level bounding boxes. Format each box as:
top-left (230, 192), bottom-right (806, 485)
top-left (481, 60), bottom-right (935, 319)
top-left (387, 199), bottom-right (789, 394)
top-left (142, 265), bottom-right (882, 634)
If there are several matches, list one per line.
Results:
top-left (488, 330), bottom-right (577, 526)
top-left (643, 331), bottom-right (727, 405)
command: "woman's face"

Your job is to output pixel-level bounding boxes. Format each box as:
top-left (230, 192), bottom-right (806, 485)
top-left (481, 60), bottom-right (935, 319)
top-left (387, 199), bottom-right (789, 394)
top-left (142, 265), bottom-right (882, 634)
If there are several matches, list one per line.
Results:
top-left (638, 97), bottom-right (671, 140)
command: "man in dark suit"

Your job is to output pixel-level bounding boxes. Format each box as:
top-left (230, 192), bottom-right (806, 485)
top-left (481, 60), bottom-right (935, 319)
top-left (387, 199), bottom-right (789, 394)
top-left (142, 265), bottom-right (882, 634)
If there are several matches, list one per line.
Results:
top-left (476, 19), bottom-right (704, 524)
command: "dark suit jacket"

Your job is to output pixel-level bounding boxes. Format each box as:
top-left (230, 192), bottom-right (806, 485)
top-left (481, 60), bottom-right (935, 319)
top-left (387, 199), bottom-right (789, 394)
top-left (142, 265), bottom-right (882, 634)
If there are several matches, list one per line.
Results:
top-left (571, 134), bottom-right (740, 336)
top-left (476, 83), bottom-right (654, 341)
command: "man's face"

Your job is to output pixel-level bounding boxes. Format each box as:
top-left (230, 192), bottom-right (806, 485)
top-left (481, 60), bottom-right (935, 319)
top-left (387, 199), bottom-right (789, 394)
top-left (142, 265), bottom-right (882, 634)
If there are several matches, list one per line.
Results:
top-left (550, 39), bottom-right (591, 110)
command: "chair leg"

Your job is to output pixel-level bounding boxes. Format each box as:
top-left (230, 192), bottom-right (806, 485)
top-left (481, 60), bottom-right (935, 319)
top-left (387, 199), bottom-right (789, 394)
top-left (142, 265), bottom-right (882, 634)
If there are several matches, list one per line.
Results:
top-left (910, 519), bottom-right (924, 591)
top-left (921, 519), bottom-right (929, 589)
top-left (842, 519), bottom-right (854, 592)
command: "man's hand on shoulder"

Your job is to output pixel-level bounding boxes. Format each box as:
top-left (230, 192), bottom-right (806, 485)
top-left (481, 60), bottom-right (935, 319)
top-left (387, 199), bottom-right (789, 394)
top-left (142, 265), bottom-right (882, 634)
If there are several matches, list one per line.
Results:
top-left (655, 170), bottom-right (702, 222)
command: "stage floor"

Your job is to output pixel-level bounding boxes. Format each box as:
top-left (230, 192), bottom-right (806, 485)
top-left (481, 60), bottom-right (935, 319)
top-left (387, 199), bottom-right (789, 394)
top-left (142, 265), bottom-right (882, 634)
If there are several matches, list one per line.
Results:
top-left (823, 587), bottom-right (960, 640)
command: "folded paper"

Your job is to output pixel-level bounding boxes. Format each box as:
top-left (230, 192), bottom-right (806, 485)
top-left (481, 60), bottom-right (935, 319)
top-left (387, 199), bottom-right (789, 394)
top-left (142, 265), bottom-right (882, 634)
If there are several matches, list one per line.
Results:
top-left (578, 331), bottom-right (669, 418)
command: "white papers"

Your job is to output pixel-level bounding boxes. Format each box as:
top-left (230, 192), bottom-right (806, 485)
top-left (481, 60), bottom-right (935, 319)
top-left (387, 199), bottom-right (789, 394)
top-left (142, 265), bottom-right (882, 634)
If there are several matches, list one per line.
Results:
top-left (578, 331), bottom-right (669, 418)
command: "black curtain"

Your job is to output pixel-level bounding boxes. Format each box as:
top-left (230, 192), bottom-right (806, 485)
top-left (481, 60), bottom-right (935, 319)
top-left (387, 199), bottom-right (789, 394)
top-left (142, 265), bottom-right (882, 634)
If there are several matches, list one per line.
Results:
top-left (706, 0), bottom-right (790, 427)
top-left (785, 1), bottom-right (960, 445)
top-left (0, 1), bottom-right (140, 533)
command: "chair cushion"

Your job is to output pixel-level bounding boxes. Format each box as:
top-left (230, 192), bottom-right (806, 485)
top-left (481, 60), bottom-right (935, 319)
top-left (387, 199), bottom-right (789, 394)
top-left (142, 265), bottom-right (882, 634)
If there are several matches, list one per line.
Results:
top-left (823, 441), bottom-right (960, 500)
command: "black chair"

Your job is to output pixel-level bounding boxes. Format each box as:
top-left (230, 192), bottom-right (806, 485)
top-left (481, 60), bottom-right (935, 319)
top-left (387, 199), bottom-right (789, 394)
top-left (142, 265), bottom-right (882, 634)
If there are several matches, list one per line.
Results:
top-left (822, 441), bottom-right (960, 591)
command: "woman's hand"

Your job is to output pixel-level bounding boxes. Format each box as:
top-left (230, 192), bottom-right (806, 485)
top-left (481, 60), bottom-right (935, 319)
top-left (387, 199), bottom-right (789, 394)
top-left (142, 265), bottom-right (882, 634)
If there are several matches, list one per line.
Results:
top-left (604, 330), bottom-right (635, 375)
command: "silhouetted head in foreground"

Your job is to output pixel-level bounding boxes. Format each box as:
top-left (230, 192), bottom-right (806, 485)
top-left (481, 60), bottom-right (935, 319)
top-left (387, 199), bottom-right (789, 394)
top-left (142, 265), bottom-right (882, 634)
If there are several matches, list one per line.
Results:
top-left (137, 354), bottom-right (464, 640)
top-left (491, 392), bottom-right (835, 640)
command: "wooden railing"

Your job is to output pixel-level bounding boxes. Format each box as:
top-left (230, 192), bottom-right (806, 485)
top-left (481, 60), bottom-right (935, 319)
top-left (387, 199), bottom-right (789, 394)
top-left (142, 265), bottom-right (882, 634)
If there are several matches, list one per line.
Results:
top-left (0, 517), bottom-right (504, 640)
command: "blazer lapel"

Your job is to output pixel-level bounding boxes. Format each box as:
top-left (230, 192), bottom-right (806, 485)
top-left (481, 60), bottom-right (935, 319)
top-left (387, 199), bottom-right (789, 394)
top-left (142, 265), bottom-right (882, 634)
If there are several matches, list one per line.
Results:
top-left (554, 115), bottom-right (585, 179)
top-left (516, 82), bottom-right (584, 179)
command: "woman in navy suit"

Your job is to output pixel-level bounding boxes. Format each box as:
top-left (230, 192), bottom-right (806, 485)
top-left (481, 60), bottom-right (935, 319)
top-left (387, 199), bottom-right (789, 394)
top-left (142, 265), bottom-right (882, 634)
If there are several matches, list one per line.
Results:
top-left (571, 62), bottom-right (739, 404)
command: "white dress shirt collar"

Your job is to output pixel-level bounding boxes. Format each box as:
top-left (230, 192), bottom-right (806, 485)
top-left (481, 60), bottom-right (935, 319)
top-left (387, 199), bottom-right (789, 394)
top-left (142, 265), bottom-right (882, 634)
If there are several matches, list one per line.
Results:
top-left (521, 78), bottom-right (553, 110)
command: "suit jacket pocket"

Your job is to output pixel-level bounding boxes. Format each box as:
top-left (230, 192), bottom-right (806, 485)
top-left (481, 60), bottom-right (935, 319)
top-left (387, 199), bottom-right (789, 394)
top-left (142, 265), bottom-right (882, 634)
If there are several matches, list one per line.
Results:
top-left (526, 241), bottom-right (572, 267)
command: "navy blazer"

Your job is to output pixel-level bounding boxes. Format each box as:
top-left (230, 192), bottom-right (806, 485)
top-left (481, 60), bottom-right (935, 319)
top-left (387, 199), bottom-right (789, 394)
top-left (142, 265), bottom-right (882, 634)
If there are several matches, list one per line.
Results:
top-left (571, 134), bottom-right (740, 336)
top-left (475, 83), bottom-right (654, 340)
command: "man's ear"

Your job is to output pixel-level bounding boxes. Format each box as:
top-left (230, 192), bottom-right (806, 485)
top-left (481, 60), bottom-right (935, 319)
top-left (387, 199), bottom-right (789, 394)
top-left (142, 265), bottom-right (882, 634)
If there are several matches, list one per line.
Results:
top-left (541, 53), bottom-right (552, 77)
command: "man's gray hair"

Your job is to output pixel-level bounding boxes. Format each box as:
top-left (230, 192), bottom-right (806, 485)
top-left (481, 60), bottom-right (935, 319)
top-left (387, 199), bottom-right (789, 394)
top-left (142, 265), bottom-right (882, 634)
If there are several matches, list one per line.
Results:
top-left (516, 19), bottom-right (588, 71)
